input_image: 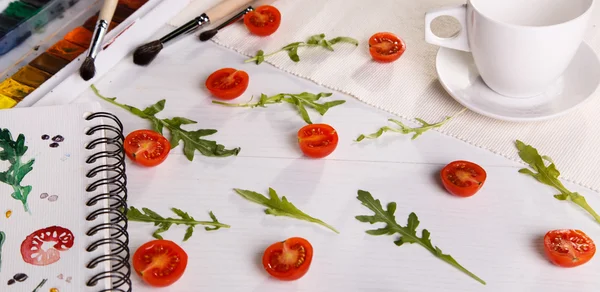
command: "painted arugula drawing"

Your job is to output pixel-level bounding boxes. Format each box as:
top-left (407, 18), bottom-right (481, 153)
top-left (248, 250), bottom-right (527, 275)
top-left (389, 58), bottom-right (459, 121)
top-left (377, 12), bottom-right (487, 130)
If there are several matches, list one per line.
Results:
top-left (0, 231), bottom-right (5, 272)
top-left (0, 128), bottom-right (35, 213)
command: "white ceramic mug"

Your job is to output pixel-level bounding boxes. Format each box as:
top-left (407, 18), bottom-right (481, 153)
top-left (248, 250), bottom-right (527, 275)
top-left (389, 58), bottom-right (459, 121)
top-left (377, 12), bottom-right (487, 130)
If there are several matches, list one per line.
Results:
top-left (425, 0), bottom-right (594, 98)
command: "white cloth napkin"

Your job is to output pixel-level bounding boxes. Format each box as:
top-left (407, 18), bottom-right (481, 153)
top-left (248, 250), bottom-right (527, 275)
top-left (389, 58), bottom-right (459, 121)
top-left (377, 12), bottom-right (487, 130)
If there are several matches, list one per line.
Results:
top-left (170, 0), bottom-right (600, 192)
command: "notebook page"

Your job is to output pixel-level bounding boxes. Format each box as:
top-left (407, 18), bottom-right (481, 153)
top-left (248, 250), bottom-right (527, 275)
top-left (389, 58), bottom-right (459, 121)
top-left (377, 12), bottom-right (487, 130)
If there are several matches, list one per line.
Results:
top-left (0, 102), bottom-right (115, 292)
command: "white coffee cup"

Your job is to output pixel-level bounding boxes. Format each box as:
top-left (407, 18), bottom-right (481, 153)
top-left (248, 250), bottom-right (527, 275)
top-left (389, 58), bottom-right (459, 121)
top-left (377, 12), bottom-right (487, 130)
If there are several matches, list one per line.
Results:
top-left (425, 0), bottom-right (594, 98)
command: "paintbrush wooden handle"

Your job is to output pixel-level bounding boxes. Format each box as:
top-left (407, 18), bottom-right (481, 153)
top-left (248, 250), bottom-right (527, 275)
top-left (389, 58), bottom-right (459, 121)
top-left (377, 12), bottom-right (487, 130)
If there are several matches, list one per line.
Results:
top-left (206, 0), bottom-right (254, 23)
top-left (99, 0), bottom-right (119, 22)
top-left (253, 0), bottom-right (276, 6)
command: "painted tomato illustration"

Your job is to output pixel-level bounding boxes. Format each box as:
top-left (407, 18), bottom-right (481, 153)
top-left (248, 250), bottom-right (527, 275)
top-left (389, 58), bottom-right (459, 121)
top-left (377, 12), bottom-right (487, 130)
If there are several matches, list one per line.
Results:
top-left (21, 226), bottom-right (74, 266)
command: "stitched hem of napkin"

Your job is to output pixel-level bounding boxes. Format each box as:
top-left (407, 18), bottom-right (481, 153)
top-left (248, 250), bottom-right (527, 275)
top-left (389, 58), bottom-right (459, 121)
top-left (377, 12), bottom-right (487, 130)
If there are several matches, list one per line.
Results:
top-left (210, 38), bottom-right (599, 194)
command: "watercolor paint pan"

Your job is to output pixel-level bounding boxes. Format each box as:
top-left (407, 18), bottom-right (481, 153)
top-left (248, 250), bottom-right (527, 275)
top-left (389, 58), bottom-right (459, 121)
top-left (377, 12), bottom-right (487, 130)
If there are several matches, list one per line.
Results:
top-left (0, 0), bottom-right (153, 109)
top-left (0, 0), bottom-right (81, 56)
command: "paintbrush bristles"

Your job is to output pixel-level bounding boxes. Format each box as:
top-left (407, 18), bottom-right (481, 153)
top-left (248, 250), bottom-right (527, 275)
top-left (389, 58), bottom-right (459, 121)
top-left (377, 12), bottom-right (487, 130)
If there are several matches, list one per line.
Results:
top-left (133, 40), bottom-right (164, 66)
top-left (199, 29), bottom-right (219, 41)
top-left (79, 57), bottom-right (96, 81)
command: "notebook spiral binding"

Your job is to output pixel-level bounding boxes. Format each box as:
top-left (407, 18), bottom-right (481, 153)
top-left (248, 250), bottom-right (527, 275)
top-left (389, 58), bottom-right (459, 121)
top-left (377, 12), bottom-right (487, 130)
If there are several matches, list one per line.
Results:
top-left (83, 112), bottom-right (131, 292)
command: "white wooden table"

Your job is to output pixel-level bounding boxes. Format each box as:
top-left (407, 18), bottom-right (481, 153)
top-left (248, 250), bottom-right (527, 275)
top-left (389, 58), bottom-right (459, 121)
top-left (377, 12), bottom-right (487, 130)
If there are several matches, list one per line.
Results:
top-left (67, 30), bottom-right (600, 292)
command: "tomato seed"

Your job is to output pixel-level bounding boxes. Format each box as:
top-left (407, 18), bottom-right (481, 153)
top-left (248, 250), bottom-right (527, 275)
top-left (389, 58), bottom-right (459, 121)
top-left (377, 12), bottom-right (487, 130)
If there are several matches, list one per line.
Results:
top-left (293, 244), bottom-right (306, 268)
top-left (215, 74), bottom-right (243, 90)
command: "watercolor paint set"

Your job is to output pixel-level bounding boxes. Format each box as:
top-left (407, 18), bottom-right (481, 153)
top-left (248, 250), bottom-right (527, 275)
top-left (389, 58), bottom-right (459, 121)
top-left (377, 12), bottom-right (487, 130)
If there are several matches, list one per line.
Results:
top-left (0, 0), bottom-right (150, 109)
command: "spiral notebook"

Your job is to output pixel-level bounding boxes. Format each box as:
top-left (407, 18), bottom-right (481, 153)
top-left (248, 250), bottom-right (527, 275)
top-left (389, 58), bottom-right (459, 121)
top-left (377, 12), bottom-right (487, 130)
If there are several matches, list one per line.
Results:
top-left (0, 102), bottom-right (130, 292)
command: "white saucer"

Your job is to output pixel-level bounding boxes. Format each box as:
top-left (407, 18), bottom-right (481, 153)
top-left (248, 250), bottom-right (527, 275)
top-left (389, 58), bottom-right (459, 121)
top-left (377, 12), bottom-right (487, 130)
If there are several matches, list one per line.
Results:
top-left (435, 42), bottom-right (600, 122)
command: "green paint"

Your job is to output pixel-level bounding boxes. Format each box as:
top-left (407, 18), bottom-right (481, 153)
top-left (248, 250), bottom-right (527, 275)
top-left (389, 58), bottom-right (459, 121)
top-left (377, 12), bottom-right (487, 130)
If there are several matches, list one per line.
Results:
top-left (32, 278), bottom-right (47, 292)
top-left (0, 231), bottom-right (5, 272)
top-left (0, 129), bottom-right (35, 213)
top-left (3, 2), bottom-right (39, 20)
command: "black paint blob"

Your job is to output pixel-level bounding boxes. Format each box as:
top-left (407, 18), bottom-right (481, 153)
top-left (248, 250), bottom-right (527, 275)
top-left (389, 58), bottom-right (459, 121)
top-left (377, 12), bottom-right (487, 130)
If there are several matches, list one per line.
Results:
top-left (51, 135), bottom-right (64, 142)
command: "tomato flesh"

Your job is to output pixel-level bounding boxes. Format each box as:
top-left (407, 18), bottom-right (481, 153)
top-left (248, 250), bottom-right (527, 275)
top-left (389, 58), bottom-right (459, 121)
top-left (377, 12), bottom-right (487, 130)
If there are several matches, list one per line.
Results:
top-left (133, 240), bottom-right (188, 287)
top-left (369, 32), bottom-right (406, 63)
top-left (205, 68), bottom-right (249, 100)
top-left (124, 130), bottom-right (170, 167)
top-left (544, 230), bottom-right (596, 268)
top-left (244, 5), bottom-right (281, 36)
top-left (262, 237), bottom-right (313, 281)
top-left (440, 160), bottom-right (486, 197)
top-left (297, 124), bottom-right (339, 158)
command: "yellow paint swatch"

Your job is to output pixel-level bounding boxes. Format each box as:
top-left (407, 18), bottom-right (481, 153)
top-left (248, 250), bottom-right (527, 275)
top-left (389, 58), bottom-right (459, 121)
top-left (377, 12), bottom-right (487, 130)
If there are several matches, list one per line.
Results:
top-left (0, 78), bottom-right (34, 101)
top-left (0, 93), bottom-right (17, 109)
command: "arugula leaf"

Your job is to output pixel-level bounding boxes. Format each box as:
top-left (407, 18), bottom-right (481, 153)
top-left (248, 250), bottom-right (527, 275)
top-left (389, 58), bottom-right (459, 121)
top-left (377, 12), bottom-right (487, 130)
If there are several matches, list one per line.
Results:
top-left (356, 108), bottom-right (466, 141)
top-left (0, 231), bottom-right (5, 272)
top-left (213, 92), bottom-right (345, 124)
top-left (91, 85), bottom-right (240, 160)
top-left (356, 190), bottom-right (486, 285)
top-left (0, 129), bottom-right (34, 213)
top-left (516, 140), bottom-right (600, 224)
top-left (234, 188), bottom-right (339, 233)
top-left (127, 206), bottom-right (230, 241)
top-left (245, 33), bottom-right (359, 64)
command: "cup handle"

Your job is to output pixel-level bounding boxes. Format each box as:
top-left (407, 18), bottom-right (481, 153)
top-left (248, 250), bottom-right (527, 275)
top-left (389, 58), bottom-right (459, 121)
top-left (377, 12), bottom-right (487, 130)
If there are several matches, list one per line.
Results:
top-left (425, 5), bottom-right (470, 52)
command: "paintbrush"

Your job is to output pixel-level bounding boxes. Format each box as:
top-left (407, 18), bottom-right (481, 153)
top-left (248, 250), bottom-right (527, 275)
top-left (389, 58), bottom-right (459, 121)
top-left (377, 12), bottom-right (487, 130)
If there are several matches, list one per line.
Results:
top-left (199, 0), bottom-right (276, 41)
top-left (133, 0), bottom-right (253, 66)
top-left (199, 6), bottom-right (254, 41)
top-left (79, 0), bottom-right (119, 81)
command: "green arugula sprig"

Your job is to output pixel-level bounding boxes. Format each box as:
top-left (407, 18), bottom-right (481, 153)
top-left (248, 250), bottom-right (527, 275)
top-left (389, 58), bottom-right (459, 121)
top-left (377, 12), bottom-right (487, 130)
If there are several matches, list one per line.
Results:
top-left (127, 206), bottom-right (230, 241)
top-left (245, 33), bottom-right (359, 64)
top-left (213, 92), bottom-right (345, 124)
top-left (0, 129), bottom-right (34, 213)
top-left (356, 108), bottom-right (466, 141)
top-left (234, 188), bottom-right (339, 233)
top-left (516, 140), bottom-right (600, 224)
top-left (356, 190), bottom-right (486, 285)
top-left (92, 85), bottom-right (240, 161)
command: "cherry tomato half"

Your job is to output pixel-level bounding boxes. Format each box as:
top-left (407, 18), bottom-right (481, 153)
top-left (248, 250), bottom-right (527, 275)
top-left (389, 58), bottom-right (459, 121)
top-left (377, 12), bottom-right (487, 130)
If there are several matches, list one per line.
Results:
top-left (244, 5), bottom-right (281, 36)
top-left (440, 160), bottom-right (486, 197)
top-left (297, 124), bottom-right (339, 158)
top-left (205, 68), bottom-right (249, 100)
top-left (132, 240), bottom-right (188, 287)
top-left (544, 230), bottom-right (596, 268)
top-left (368, 32), bottom-right (406, 63)
top-left (123, 129), bottom-right (171, 167)
top-left (262, 237), bottom-right (313, 281)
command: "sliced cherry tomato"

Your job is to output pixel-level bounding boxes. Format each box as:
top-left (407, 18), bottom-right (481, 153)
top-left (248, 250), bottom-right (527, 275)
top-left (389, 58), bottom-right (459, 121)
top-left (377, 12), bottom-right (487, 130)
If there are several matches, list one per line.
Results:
top-left (205, 68), bottom-right (249, 100)
top-left (132, 240), bottom-right (188, 287)
top-left (440, 160), bottom-right (486, 197)
top-left (262, 237), bottom-right (313, 281)
top-left (21, 226), bottom-right (74, 266)
top-left (243, 5), bottom-right (281, 36)
top-left (544, 230), bottom-right (596, 268)
top-left (297, 124), bottom-right (338, 158)
top-left (368, 32), bottom-right (406, 63)
top-left (124, 129), bottom-right (171, 167)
